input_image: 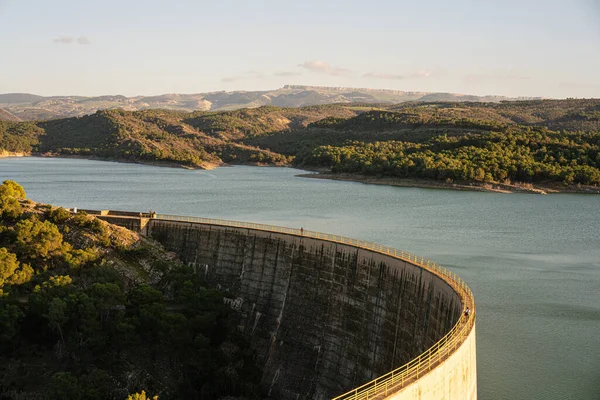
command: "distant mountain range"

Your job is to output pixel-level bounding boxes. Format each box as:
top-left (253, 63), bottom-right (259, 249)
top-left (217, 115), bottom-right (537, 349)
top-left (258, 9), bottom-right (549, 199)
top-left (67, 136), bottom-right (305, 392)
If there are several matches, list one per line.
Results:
top-left (0, 107), bottom-right (20, 121)
top-left (0, 85), bottom-right (542, 121)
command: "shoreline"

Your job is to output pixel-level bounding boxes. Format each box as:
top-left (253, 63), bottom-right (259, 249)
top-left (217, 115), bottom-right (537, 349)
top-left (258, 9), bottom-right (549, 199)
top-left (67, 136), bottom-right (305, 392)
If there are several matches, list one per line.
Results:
top-left (0, 153), bottom-right (287, 171)
top-left (3, 153), bottom-right (599, 194)
top-left (1, 152), bottom-right (220, 170)
top-left (0, 151), bottom-right (28, 158)
top-left (296, 172), bottom-right (600, 195)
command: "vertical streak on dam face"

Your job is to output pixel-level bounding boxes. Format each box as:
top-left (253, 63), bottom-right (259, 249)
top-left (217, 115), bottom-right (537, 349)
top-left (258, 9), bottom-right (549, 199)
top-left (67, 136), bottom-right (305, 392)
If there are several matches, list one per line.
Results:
top-left (147, 220), bottom-right (472, 400)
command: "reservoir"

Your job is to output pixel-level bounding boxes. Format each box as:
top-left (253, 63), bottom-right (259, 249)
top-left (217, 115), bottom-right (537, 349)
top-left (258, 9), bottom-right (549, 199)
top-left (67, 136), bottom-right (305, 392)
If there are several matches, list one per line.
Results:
top-left (2, 157), bottom-right (600, 400)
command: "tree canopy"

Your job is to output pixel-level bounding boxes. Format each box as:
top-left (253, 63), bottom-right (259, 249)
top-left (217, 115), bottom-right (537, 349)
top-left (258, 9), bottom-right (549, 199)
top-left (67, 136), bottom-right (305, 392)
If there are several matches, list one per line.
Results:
top-left (0, 183), bottom-right (261, 399)
top-left (2, 100), bottom-right (600, 189)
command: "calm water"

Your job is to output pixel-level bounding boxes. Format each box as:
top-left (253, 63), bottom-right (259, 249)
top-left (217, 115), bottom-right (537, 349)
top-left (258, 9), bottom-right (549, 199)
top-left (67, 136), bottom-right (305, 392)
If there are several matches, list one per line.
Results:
top-left (2, 157), bottom-right (600, 400)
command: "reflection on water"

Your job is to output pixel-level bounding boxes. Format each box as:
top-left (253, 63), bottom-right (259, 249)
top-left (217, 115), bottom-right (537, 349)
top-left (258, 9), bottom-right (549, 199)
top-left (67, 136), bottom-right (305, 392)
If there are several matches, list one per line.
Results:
top-left (2, 157), bottom-right (600, 400)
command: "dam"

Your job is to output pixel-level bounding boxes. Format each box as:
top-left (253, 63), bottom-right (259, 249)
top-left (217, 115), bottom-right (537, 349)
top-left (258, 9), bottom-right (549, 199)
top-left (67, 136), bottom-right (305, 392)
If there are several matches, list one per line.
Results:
top-left (87, 210), bottom-right (476, 400)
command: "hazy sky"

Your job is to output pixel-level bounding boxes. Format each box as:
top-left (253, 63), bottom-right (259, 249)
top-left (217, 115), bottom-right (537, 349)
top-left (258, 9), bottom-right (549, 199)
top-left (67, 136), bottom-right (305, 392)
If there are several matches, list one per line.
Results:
top-left (1, 0), bottom-right (599, 98)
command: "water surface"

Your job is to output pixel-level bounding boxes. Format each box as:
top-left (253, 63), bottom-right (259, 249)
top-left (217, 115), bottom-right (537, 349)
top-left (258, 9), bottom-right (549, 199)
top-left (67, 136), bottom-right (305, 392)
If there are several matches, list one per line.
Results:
top-left (2, 157), bottom-right (600, 400)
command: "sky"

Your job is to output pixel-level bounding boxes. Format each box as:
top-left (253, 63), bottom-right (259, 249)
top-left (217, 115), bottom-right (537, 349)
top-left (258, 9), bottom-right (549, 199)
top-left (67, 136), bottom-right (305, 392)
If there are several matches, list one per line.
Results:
top-left (0, 0), bottom-right (599, 98)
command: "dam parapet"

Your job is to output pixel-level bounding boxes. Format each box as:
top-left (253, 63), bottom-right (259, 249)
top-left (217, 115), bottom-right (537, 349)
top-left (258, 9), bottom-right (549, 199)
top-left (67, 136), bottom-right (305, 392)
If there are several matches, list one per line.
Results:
top-left (85, 210), bottom-right (476, 400)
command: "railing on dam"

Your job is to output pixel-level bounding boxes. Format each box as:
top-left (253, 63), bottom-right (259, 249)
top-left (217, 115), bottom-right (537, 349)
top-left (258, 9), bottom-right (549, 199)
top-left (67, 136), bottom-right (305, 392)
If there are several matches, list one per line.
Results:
top-left (154, 213), bottom-right (476, 400)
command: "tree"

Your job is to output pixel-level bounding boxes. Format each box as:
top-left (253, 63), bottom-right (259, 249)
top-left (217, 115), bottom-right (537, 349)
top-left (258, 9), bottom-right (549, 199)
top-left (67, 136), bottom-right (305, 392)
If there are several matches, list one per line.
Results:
top-left (48, 207), bottom-right (71, 224)
top-left (43, 275), bottom-right (73, 288)
top-left (49, 372), bottom-right (82, 400)
top-left (87, 283), bottom-right (125, 325)
top-left (129, 284), bottom-right (164, 307)
top-left (78, 369), bottom-right (114, 400)
top-left (0, 180), bottom-right (26, 199)
top-left (15, 219), bottom-right (64, 260)
top-left (0, 302), bottom-right (23, 342)
top-left (126, 391), bottom-right (158, 400)
top-left (47, 297), bottom-right (68, 345)
top-left (6, 263), bottom-right (34, 286)
top-left (0, 248), bottom-right (20, 286)
top-left (0, 196), bottom-right (22, 219)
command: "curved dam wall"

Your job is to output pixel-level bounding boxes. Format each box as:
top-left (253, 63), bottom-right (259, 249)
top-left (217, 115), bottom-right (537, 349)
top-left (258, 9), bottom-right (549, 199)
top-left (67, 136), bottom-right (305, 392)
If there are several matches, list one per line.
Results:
top-left (386, 325), bottom-right (477, 400)
top-left (141, 218), bottom-right (472, 400)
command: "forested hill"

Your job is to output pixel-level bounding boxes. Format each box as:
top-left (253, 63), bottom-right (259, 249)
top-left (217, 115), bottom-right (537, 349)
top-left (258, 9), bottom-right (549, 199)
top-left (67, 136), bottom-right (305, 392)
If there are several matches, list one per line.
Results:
top-left (1, 99), bottom-right (600, 190)
top-left (0, 181), bottom-right (261, 399)
top-left (0, 105), bottom-right (358, 167)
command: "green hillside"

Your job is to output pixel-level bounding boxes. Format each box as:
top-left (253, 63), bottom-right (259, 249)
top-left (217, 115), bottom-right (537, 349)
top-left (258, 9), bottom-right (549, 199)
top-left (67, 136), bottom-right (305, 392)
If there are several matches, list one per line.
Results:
top-left (0, 181), bottom-right (261, 399)
top-left (387, 99), bottom-right (600, 132)
top-left (1, 99), bottom-right (600, 190)
top-left (248, 101), bottom-right (600, 188)
top-left (0, 105), bottom-right (359, 168)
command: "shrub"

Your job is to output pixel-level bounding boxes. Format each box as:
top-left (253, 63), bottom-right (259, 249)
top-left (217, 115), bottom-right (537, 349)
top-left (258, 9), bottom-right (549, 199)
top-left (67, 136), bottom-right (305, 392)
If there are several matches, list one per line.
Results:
top-left (0, 180), bottom-right (26, 199)
top-left (48, 207), bottom-right (71, 224)
top-left (15, 219), bottom-right (64, 260)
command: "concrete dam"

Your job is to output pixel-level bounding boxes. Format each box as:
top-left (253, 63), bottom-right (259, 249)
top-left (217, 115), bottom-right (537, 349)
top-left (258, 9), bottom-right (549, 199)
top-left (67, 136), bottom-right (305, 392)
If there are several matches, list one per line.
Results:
top-left (90, 210), bottom-right (477, 400)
